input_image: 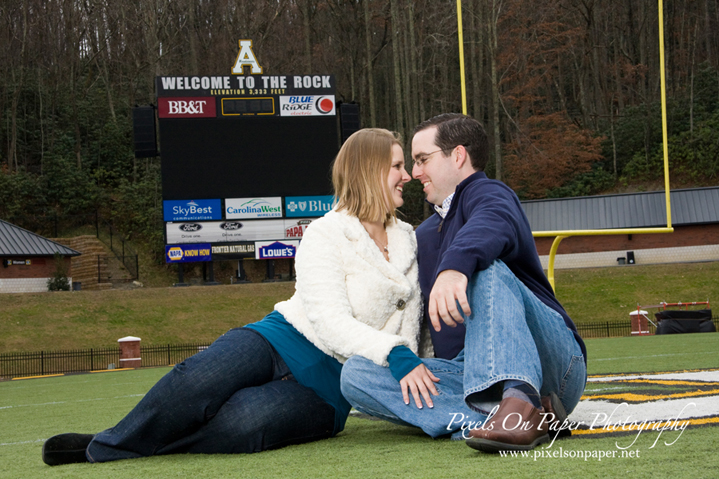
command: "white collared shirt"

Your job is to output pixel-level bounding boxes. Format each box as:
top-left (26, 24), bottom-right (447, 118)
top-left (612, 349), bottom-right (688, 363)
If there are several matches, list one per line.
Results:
top-left (434, 193), bottom-right (455, 219)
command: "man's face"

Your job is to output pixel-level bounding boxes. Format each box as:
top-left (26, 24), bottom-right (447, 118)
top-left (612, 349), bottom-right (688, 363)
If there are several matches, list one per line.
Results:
top-left (411, 126), bottom-right (458, 207)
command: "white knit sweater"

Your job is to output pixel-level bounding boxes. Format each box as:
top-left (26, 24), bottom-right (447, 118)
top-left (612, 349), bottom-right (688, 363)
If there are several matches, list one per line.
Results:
top-left (275, 209), bottom-right (432, 367)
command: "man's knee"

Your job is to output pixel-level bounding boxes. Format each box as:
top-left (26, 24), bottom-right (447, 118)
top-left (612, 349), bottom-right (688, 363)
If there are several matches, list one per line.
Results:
top-left (340, 356), bottom-right (373, 399)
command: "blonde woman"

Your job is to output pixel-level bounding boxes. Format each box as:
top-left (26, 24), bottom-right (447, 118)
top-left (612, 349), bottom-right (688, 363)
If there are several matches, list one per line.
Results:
top-left (43, 128), bottom-right (432, 465)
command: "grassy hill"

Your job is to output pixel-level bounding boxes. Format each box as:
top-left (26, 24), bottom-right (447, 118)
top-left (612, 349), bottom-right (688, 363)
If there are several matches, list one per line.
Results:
top-left (1, 261), bottom-right (718, 353)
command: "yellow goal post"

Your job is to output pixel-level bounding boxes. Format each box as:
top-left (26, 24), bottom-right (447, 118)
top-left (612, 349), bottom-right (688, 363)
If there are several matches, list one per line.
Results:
top-left (456, 0), bottom-right (674, 291)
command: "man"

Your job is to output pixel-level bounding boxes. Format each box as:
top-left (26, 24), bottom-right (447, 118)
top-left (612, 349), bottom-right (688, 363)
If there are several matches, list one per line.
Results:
top-left (340, 113), bottom-right (587, 452)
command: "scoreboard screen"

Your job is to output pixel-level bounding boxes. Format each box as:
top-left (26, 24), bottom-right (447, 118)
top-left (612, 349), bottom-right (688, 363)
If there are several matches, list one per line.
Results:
top-left (157, 74), bottom-right (339, 200)
top-left (159, 115), bottom-right (338, 199)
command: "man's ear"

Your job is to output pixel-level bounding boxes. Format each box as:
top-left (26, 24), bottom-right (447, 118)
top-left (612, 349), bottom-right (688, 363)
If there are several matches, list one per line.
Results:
top-left (454, 145), bottom-right (469, 169)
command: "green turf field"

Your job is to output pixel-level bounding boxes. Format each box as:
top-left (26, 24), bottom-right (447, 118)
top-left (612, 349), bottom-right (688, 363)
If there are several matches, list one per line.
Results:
top-left (2, 334), bottom-right (718, 478)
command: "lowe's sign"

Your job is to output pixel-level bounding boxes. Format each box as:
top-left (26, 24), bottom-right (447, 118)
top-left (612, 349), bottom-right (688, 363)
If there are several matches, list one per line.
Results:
top-left (163, 199), bottom-right (222, 222)
top-left (255, 240), bottom-right (299, 260)
top-left (285, 195), bottom-right (335, 218)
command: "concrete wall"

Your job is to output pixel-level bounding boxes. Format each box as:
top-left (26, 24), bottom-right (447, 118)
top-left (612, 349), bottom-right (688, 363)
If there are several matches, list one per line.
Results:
top-left (534, 224), bottom-right (719, 255)
top-left (534, 224), bottom-right (719, 269)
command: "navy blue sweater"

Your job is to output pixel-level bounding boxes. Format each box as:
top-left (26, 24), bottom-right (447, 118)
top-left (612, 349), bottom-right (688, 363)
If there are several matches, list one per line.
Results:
top-left (415, 171), bottom-right (586, 361)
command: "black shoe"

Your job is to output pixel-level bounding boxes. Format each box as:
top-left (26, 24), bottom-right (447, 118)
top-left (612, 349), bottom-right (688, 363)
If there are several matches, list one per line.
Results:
top-left (42, 433), bottom-right (94, 466)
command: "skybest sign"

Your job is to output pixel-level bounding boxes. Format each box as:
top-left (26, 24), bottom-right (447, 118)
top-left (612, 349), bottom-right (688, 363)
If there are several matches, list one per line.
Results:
top-left (285, 196), bottom-right (335, 218)
top-left (226, 197), bottom-right (282, 219)
top-left (163, 199), bottom-right (222, 222)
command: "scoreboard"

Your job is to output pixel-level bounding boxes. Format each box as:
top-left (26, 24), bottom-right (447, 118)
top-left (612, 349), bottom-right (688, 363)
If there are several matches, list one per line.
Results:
top-left (156, 72), bottom-right (353, 263)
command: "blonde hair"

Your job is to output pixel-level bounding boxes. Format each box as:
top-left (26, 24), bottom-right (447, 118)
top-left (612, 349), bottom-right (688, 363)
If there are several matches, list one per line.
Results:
top-left (332, 129), bottom-right (402, 225)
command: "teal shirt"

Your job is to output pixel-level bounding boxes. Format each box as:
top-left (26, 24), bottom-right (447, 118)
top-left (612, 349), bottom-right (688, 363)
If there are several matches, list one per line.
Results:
top-left (245, 311), bottom-right (351, 435)
top-left (246, 311), bottom-right (423, 435)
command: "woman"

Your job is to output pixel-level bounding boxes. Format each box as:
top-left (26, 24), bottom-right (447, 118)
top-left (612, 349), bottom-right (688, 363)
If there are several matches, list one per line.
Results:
top-left (42, 128), bottom-right (432, 466)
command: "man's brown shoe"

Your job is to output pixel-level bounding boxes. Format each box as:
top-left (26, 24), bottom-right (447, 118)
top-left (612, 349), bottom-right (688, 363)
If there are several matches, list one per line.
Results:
top-left (466, 397), bottom-right (549, 453)
top-left (542, 392), bottom-right (571, 439)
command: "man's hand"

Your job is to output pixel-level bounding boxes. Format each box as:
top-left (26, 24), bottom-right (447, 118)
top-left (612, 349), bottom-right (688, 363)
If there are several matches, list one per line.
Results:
top-left (428, 270), bottom-right (471, 332)
top-left (400, 364), bottom-right (440, 409)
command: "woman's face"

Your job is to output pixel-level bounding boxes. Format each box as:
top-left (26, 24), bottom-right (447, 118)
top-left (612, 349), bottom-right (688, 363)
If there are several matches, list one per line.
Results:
top-left (387, 144), bottom-right (412, 209)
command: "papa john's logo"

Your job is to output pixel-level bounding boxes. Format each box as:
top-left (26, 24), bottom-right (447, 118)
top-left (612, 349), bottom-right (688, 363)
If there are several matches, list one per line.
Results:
top-left (158, 97), bottom-right (216, 118)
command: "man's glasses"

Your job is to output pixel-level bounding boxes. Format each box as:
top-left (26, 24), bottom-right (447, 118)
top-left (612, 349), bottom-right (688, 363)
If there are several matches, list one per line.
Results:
top-left (412, 145), bottom-right (467, 168)
top-left (411, 148), bottom-right (448, 168)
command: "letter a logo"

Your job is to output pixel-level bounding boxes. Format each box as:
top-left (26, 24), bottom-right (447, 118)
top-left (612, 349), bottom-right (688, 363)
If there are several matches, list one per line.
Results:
top-left (232, 40), bottom-right (263, 74)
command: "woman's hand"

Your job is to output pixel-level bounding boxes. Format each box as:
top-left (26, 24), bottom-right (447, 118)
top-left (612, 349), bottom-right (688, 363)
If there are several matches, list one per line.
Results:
top-left (400, 364), bottom-right (440, 409)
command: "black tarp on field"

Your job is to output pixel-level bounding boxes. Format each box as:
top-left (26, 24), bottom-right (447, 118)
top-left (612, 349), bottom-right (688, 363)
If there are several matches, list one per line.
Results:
top-left (655, 309), bottom-right (716, 334)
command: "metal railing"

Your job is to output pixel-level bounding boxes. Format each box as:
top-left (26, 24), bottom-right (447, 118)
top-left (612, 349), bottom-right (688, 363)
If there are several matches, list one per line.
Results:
top-left (139, 343), bottom-right (210, 368)
top-left (0, 343), bottom-right (210, 379)
top-left (574, 321), bottom-right (651, 338)
top-left (96, 219), bottom-right (139, 280)
top-left (0, 348), bottom-right (120, 378)
top-left (574, 318), bottom-right (717, 339)
top-left (3, 319), bottom-right (718, 379)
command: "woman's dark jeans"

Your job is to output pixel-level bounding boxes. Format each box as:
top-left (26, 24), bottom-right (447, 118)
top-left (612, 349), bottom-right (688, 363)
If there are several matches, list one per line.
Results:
top-left (87, 328), bottom-right (336, 462)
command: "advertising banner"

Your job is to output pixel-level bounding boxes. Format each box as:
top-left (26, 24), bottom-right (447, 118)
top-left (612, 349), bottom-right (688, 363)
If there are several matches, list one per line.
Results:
top-left (163, 199), bottom-right (222, 222)
top-left (158, 97), bottom-right (217, 118)
top-left (278, 95), bottom-right (336, 117)
top-left (225, 197), bottom-right (282, 219)
top-left (284, 196), bottom-right (335, 218)
top-left (211, 243), bottom-right (255, 255)
top-left (165, 243), bottom-right (212, 263)
top-left (284, 219), bottom-right (314, 238)
top-left (166, 218), bottom-right (317, 244)
top-left (255, 240), bottom-right (300, 260)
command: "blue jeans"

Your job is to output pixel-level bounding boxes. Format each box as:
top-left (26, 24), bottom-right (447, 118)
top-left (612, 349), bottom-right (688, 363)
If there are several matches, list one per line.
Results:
top-left (87, 328), bottom-right (335, 462)
top-left (341, 261), bottom-right (586, 439)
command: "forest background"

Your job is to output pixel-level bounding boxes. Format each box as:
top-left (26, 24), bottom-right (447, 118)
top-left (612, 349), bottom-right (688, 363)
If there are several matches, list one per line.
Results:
top-left (2, 0), bottom-right (719, 261)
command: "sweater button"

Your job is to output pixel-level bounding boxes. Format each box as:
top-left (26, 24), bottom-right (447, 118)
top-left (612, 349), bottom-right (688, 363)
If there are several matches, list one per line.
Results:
top-left (396, 299), bottom-right (406, 310)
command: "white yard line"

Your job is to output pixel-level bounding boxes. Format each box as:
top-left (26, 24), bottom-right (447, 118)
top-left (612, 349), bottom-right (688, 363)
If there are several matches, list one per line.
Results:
top-left (587, 370), bottom-right (719, 382)
top-left (593, 351), bottom-right (717, 362)
top-left (0, 393), bottom-right (145, 411)
top-left (0, 439), bottom-right (45, 447)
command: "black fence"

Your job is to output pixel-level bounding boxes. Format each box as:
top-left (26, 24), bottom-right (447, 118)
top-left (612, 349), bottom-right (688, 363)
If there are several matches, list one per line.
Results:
top-left (3, 320), bottom-right (718, 379)
top-left (574, 318), bottom-right (717, 339)
top-left (574, 321), bottom-right (650, 338)
top-left (0, 343), bottom-right (210, 379)
top-left (97, 219), bottom-right (139, 280)
top-left (0, 348), bottom-right (120, 379)
top-left (138, 343), bottom-right (210, 368)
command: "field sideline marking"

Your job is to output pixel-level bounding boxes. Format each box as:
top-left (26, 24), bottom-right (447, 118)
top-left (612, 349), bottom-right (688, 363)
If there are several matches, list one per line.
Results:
top-left (10, 374), bottom-right (64, 380)
top-left (588, 367), bottom-right (719, 378)
top-left (0, 439), bottom-right (45, 447)
top-left (8, 368), bottom-right (136, 381)
top-left (593, 351), bottom-right (717, 362)
top-left (0, 393), bottom-right (145, 411)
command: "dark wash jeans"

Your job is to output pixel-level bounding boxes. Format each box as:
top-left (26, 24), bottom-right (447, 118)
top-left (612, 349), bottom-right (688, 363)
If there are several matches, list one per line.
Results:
top-left (86, 328), bottom-right (336, 462)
